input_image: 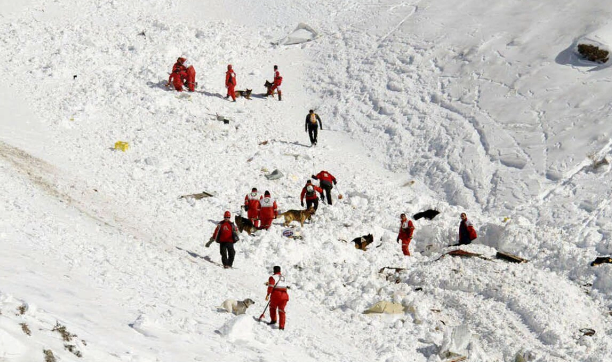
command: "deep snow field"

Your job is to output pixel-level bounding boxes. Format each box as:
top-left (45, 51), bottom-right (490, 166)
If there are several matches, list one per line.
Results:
top-left (2, 0), bottom-right (612, 361)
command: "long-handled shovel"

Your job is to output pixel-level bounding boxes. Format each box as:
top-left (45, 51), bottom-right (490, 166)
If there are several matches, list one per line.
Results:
top-left (256, 278), bottom-right (279, 322)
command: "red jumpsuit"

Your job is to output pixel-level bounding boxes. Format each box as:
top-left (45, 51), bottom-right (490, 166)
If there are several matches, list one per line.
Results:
top-left (168, 59), bottom-right (196, 92)
top-left (267, 273), bottom-right (289, 329)
top-left (226, 65), bottom-right (236, 101)
top-left (244, 192), bottom-right (261, 227)
top-left (259, 196), bottom-right (278, 230)
top-left (269, 69), bottom-right (282, 100)
top-left (398, 218), bottom-right (414, 256)
top-left (168, 61), bottom-right (187, 91)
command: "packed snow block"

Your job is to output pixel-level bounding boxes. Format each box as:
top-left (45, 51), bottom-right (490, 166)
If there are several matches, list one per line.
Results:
top-left (495, 251), bottom-right (528, 264)
top-left (276, 23), bottom-right (319, 45)
top-left (575, 23), bottom-right (612, 64)
top-left (216, 315), bottom-right (255, 342)
top-left (439, 324), bottom-right (470, 359)
top-left (0, 328), bottom-right (26, 358)
top-left (264, 169), bottom-right (283, 180)
top-left (363, 301), bottom-right (405, 314)
top-left (590, 256), bottom-right (612, 266)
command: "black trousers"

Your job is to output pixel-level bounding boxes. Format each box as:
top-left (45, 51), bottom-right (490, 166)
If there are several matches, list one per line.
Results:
top-left (321, 183), bottom-right (332, 205)
top-left (308, 126), bottom-right (318, 145)
top-left (306, 198), bottom-right (319, 211)
top-left (220, 243), bottom-right (235, 267)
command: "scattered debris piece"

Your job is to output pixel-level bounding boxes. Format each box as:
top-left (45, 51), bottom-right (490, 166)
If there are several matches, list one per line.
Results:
top-left (179, 191), bottom-right (215, 200)
top-left (590, 256), bottom-right (612, 266)
top-left (378, 266), bottom-right (406, 273)
top-left (44, 349), bottom-right (56, 362)
top-left (264, 169), bottom-right (284, 180)
top-left (413, 209), bottom-right (440, 220)
top-left (579, 328), bottom-right (596, 336)
top-left (281, 228), bottom-right (303, 240)
top-left (437, 249), bottom-right (490, 261)
top-left (363, 301), bottom-right (406, 314)
top-left (215, 113), bottom-right (231, 124)
top-left (114, 141), bottom-right (129, 152)
top-left (20, 323), bottom-right (31, 336)
top-left (17, 304), bottom-right (28, 315)
top-left (495, 251), bottom-right (528, 263)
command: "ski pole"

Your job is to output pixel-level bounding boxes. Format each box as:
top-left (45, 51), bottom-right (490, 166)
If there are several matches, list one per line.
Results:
top-left (257, 276), bottom-right (280, 321)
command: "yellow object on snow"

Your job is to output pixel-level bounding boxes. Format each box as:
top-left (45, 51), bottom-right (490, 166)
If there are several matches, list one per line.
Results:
top-left (363, 301), bottom-right (406, 314)
top-left (114, 141), bottom-right (129, 152)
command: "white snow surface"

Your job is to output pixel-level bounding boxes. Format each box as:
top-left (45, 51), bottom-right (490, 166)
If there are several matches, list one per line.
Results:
top-left (2, 0), bottom-right (612, 361)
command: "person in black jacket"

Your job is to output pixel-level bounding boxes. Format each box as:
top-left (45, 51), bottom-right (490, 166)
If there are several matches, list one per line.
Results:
top-left (304, 110), bottom-right (322, 146)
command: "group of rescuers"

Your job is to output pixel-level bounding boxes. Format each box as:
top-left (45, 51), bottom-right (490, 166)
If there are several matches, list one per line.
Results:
top-left (168, 58), bottom-right (478, 331)
top-left (167, 58), bottom-right (323, 146)
top-left (166, 57), bottom-right (283, 101)
top-left (206, 180), bottom-right (477, 331)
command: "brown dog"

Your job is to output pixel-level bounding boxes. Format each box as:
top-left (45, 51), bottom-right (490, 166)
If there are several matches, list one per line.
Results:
top-left (235, 89), bottom-right (252, 100)
top-left (352, 234), bottom-right (374, 251)
top-left (235, 215), bottom-right (257, 234)
top-left (264, 80), bottom-right (276, 96)
top-left (278, 207), bottom-right (315, 227)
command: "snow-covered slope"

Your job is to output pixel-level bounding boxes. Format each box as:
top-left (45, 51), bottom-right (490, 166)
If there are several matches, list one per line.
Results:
top-left (2, 0), bottom-right (612, 361)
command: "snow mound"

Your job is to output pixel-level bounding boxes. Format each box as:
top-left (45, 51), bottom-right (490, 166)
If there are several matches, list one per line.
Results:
top-left (217, 315), bottom-right (255, 342)
top-left (0, 328), bottom-right (26, 358)
top-left (575, 23), bottom-right (612, 64)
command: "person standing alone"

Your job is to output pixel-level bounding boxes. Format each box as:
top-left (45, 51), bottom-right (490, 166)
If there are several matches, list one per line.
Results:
top-left (265, 266), bottom-right (289, 330)
top-left (305, 110), bottom-right (322, 146)
top-left (397, 213), bottom-right (415, 256)
top-left (225, 64), bottom-right (237, 102)
top-left (206, 211), bottom-right (240, 268)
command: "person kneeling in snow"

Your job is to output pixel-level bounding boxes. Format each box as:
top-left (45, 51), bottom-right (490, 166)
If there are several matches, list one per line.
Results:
top-left (458, 212), bottom-right (477, 245)
top-left (167, 57), bottom-right (196, 92)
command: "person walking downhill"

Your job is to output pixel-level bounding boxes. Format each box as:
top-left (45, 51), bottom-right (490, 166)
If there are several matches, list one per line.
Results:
top-left (300, 180), bottom-right (323, 211)
top-left (397, 213), bottom-right (415, 256)
top-left (458, 212), bottom-right (477, 245)
top-left (305, 110), bottom-right (322, 146)
top-left (244, 187), bottom-right (261, 228)
top-left (312, 170), bottom-right (337, 205)
top-left (265, 266), bottom-right (289, 330)
top-left (259, 191), bottom-right (278, 230)
top-left (206, 211), bottom-right (240, 268)
top-left (225, 64), bottom-right (237, 102)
